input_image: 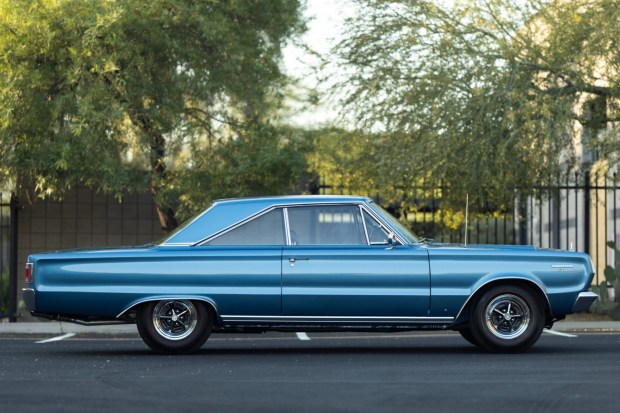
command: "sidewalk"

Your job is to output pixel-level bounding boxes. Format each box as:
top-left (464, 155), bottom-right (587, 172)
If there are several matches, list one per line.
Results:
top-left (1, 320), bottom-right (620, 336)
top-left (0, 321), bottom-right (139, 336)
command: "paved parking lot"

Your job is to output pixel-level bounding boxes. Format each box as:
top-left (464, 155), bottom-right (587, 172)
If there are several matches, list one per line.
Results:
top-left (1, 330), bottom-right (619, 413)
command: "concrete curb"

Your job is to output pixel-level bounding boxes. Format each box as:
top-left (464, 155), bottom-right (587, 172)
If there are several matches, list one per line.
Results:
top-left (551, 321), bottom-right (620, 333)
top-left (0, 321), bottom-right (138, 336)
top-left (1, 321), bottom-right (620, 336)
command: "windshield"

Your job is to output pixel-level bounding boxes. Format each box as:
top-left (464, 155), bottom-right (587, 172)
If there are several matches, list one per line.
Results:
top-left (369, 202), bottom-right (420, 244)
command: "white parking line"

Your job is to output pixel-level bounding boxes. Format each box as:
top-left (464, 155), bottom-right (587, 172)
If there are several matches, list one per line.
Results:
top-left (543, 329), bottom-right (578, 338)
top-left (35, 333), bottom-right (76, 344)
top-left (296, 332), bottom-right (311, 341)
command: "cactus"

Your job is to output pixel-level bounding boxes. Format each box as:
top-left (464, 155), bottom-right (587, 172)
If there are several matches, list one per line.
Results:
top-left (591, 242), bottom-right (620, 319)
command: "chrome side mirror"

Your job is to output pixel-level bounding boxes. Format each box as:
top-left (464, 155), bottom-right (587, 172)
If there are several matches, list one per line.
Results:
top-left (387, 233), bottom-right (398, 248)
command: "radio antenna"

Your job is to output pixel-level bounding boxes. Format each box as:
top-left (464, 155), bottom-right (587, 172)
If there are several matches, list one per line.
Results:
top-left (464, 193), bottom-right (469, 247)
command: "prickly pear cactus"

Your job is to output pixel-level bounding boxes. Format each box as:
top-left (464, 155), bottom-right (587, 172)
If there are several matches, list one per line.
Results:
top-left (591, 242), bottom-right (620, 319)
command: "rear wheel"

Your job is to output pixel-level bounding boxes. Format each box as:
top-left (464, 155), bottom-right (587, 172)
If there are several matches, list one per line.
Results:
top-left (468, 285), bottom-right (544, 352)
top-left (137, 300), bottom-right (212, 354)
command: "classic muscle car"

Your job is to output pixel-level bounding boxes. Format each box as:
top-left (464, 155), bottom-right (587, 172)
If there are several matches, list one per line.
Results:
top-left (23, 195), bottom-right (597, 354)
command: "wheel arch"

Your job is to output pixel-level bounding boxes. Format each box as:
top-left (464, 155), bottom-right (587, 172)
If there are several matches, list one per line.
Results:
top-left (117, 296), bottom-right (221, 325)
top-left (453, 277), bottom-right (552, 327)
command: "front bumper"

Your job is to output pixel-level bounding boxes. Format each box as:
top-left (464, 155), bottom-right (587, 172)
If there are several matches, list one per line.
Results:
top-left (22, 288), bottom-right (35, 312)
top-left (572, 291), bottom-right (598, 313)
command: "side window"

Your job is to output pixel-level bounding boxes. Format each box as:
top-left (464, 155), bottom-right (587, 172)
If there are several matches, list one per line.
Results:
top-left (205, 209), bottom-right (285, 245)
top-left (288, 205), bottom-right (366, 245)
top-left (362, 210), bottom-right (391, 245)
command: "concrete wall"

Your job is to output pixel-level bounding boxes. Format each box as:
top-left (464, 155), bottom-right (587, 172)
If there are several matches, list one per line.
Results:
top-left (15, 186), bottom-right (163, 320)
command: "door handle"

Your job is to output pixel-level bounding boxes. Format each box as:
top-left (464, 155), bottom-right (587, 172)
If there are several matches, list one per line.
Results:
top-left (288, 257), bottom-right (309, 267)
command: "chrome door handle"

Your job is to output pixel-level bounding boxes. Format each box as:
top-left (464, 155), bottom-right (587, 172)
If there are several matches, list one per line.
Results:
top-left (288, 257), bottom-right (309, 267)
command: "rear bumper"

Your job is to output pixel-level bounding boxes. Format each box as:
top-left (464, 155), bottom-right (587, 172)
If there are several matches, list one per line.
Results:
top-left (572, 291), bottom-right (598, 313)
top-left (22, 288), bottom-right (35, 312)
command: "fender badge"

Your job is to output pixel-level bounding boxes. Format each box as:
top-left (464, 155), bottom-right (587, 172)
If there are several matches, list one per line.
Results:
top-left (551, 264), bottom-right (574, 272)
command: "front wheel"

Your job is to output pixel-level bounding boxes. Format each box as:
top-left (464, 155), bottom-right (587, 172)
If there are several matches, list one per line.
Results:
top-left (137, 300), bottom-right (212, 354)
top-left (468, 285), bottom-right (544, 353)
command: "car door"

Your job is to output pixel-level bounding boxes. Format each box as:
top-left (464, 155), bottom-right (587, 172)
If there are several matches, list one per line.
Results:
top-left (282, 204), bottom-right (430, 318)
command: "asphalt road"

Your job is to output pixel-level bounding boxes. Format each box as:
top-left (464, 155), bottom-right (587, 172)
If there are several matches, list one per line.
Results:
top-left (1, 331), bottom-right (619, 413)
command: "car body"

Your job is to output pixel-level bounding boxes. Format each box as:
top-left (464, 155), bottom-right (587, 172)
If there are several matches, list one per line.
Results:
top-left (23, 195), bottom-right (598, 353)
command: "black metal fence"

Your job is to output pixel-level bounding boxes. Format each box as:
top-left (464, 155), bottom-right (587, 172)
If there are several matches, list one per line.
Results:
top-left (319, 171), bottom-right (620, 285)
top-left (0, 192), bottom-right (18, 322)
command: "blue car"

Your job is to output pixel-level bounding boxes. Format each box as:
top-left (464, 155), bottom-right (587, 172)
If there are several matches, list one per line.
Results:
top-left (23, 196), bottom-right (597, 354)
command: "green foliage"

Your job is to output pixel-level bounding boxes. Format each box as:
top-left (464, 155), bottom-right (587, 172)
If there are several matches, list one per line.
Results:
top-left (591, 241), bottom-right (620, 319)
top-left (327, 0), bottom-right (620, 210)
top-left (174, 124), bottom-right (310, 221)
top-left (306, 126), bottom-right (516, 237)
top-left (0, 0), bottom-right (306, 231)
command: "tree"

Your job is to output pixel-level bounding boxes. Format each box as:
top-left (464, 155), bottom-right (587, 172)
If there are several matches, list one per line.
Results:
top-left (328, 0), bottom-right (620, 211)
top-left (0, 0), bottom-right (306, 231)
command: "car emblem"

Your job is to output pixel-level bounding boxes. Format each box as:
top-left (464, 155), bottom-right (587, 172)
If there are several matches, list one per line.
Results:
top-left (551, 264), bottom-right (574, 272)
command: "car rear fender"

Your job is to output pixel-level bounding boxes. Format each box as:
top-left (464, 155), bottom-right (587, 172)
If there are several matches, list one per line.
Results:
top-left (117, 296), bottom-right (221, 323)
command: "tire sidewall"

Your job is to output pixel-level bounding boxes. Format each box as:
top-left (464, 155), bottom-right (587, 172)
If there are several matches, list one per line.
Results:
top-left (470, 285), bottom-right (544, 352)
top-left (137, 300), bottom-right (212, 354)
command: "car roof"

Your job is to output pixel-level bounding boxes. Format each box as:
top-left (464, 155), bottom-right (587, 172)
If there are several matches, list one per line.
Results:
top-left (162, 195), bottom-right (372, 245)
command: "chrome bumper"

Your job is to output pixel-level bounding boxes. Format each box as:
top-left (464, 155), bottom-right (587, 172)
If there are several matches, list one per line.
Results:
top-left (572, 291), bottom-right (598, 313)
top-left (22, 288), bottom-right (35, 312)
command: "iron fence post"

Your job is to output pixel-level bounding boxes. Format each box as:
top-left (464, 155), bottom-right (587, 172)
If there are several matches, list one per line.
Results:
top-left (518, 195), bottom-right (528, 245)
top-left (584, 171), bottom-right (591, 256)
top-left (8, 193), bottom-right (18, 322)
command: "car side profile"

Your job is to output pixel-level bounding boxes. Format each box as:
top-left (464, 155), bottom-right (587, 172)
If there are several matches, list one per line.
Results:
top-left (23, 196), bottom-right (598, 354)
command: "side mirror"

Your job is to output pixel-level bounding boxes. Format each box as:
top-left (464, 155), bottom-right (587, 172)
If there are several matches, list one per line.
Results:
top-left (387, 233), bottom-right (399, 248)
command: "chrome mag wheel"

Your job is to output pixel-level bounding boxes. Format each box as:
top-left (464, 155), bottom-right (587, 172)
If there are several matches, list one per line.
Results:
top-left (152, 300), bottom-right (198, 341)
top-left (485, 294), bottom-right (531, 339)
top-left (468, 285), bottom-right (544, 352)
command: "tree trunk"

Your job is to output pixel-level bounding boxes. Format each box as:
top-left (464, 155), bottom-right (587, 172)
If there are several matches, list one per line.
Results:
top-left (128, 109), bottom-right (178, 234)
top-left (149, 131), bottom-right (178, 233)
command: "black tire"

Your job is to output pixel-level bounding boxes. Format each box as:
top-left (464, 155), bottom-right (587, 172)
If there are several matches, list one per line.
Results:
top-left (468, 285), bottom-right (544, 353)
top-left (137, 299), bottom-right (212, 354)
top-left (458, 328), bottom-right (480, 347)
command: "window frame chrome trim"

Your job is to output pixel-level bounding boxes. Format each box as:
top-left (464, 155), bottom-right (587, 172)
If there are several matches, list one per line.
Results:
top-left (283, 207), bottom-right (292, 246)
top-left (359, 205), bottom-right (406, 245)
top-left (193, 206), bottom-right (281, 246)
top-left (359, 205), bottom-right (395, 245)
top-left (359, 205), bottom-right (371, 245)
top-left (191, 201), bottom-right (408, 247)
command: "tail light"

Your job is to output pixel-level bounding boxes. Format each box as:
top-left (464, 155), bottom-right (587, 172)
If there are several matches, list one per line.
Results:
top-left (25, 263), bottom-right (33, 284)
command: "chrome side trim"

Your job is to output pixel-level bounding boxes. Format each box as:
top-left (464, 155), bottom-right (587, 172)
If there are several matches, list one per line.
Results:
top-left (572, 291), bottom-right (598, 312)
top-left (159, 243), bottom-right (193, 247)
top-left (116, 296), bottom-right (219, 318)
top-left (220, 315), bottom-right (454, 324)
top-left (453, 277), bottom-right (552, 322)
